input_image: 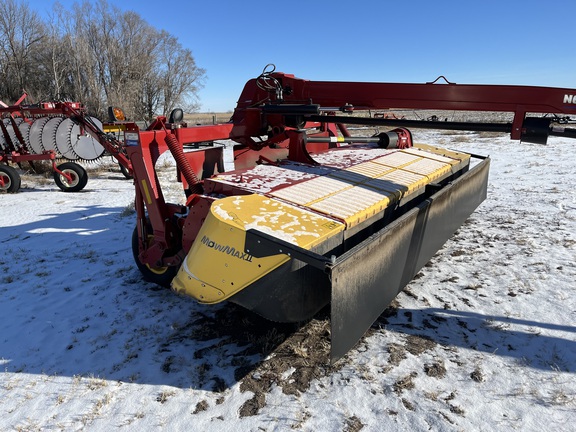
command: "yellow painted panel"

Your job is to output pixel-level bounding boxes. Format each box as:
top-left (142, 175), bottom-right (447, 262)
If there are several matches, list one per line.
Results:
top-left (270, 175), bottom-right (351, 205)
top-left (410, 144), bottom-right (471, 165)
top-left (400, 158), bottom-right (451, 181)
top-left (309, 186), bottom-right (392, 227)
top-left (171, 194), bottom-right (344, 304)
top-left (371, 151), bottom-right (422, 168)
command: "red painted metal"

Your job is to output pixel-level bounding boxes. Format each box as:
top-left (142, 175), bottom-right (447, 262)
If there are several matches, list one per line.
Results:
top-left (0, 95), bottom-right (131, 173)
top-left (125, 71), bottom-right (576, 272)
top-left (231, 72), bottom-right (576, 143)
top-left (125, 120), bottom-right (232, 268)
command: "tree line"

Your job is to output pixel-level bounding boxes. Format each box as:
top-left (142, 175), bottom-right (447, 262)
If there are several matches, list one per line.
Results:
top-left (0, 0), bottom-right (205, 121)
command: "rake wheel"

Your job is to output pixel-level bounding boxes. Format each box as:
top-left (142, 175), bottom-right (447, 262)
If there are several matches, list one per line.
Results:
top-left (53, 162), bottom-right (88, 192)
top-left (0, 165), bottom-right (21, 193)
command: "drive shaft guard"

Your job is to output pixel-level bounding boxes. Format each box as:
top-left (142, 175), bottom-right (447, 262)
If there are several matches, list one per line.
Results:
top-left (328, 157), bottom-right (490, 363)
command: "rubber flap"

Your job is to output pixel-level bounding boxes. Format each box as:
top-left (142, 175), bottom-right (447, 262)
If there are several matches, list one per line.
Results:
top-left (329, 157), bottom-right (490, 363)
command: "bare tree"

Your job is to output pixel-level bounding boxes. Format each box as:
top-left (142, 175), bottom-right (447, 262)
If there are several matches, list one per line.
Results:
top-left (2, 0), bottom-right (206, 120)
top-left (155, 30), bottom-right (205, 117)
top-left (58, 0), bottom-right (205, 120)
top-left (0, 0), bottom-right (47, 102)
top-left (37, 3), bottom-right (72, 100)
top-left (105, 9), bottom-right (161, 120)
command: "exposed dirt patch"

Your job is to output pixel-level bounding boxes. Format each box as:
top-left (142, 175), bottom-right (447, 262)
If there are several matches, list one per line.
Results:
top-left (424, 361), bottom-right (447, 378)
top-left (449, 404), bottom-right (466, 416)
top-left (393, 372), bottom-right (418, 394)
top-left (160, 302), bottom-right (336, 417)
top-left (193, 400), bottom-right (209, 414)
top-left (470, 366), bottom-right (485, 383)
top-left (405, 334), bottom-right (437, 356)
top-left (238, 312), bottom-right (336, 417)
top-left (401, 398), bottom-right (416, 411)
top-left (344, 415), bottom-right (365, 432)
top-left (162, 296), bottom-right (445, 418)
top-left (387, 343), bottom-right (408, 367)
top-left (181, 306), bottom-right (290, 354)
top-left (238, 392), bottom-right (266, 418)
top-left (163, 290), bottom-right (439, 418)
top-left (158, 302), bottom-right (304, 394)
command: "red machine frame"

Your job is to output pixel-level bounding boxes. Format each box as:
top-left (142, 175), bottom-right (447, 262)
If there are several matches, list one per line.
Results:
top-left (231, 69), bottom-right (576, 147)
top-left (125, 69), bottom-right (576, 281)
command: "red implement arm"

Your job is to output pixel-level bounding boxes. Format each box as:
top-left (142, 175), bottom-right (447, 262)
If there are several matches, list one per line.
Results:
top-left (231, 67), bottom-right (576, 147)
top-left (124, 120), bottom-right (233, 272)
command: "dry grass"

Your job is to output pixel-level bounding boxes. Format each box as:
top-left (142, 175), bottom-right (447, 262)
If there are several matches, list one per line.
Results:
top-left (156, 389), bottom-right (176, 404)
top-left (120, 201), bottom-right (135, 217)
top-left (184, 112), bottom-right (232, 125)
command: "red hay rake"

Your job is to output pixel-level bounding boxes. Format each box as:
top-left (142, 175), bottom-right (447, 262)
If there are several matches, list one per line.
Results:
top-left (0, 94), bottom-right (131, 193)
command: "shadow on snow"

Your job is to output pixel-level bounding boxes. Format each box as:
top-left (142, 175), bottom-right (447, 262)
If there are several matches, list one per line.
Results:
top-left (375, 306), bottom-right (576, 373)
top-left (1, 205), bottom-right (574, 395)
top-left (0, 204), bottom-right (295, 391)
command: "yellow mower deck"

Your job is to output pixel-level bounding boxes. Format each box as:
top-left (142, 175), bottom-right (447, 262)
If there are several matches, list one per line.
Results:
top-left (171, 143), bottom-right (488, 362)
top-left (270, 145), bottom-right (469, 234)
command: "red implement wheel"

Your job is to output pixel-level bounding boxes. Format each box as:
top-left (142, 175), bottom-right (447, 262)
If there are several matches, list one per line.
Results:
top-left (53, 162), bottom-right (88, 192)
top-left (131, 223), bottom-right (178, 287)
top-left (0, 165), bottom-right (21, 193)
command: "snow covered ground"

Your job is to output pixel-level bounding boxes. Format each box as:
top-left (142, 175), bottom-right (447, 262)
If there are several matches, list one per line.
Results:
top-left (1, 130), bottom-right (575, 431)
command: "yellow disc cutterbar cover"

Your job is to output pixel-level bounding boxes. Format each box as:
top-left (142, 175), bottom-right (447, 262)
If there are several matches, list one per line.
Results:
top-left (171, 194), bottom-right (344, 303)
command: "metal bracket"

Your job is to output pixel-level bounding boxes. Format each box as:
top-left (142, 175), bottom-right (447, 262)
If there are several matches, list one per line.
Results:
top-left (244, 229), bottom-right (334, 271)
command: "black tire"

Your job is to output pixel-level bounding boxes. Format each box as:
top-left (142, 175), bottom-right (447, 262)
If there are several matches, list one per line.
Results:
top-left (131, 224), bottom-right (178, 287)
top-left (54, 162), bottom-right (88, 192)
top-left (0, 165), bottom-right (21, 193)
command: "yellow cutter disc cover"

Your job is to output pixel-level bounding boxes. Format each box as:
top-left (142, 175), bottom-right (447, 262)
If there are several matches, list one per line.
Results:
top-left (172, 194), bottom-right (344, 303)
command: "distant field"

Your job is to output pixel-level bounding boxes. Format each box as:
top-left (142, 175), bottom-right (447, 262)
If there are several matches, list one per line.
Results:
top-left (183, 109), bottom-right (512, 126)
top-left (184, 112), bottom-right (233, 125)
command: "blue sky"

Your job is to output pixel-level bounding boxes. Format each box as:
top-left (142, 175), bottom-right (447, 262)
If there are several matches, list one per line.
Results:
top-left (26, 0), bottom-right (576, 112)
